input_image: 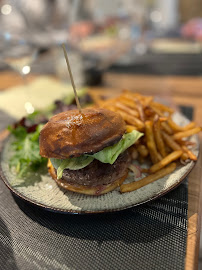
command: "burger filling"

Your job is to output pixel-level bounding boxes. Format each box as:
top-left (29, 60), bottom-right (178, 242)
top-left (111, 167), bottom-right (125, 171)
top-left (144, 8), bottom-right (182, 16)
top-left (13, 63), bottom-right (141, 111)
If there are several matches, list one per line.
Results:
top-left (60, 151), bottom-right (130, 186)
top-left (50, 130), bottom-right (143, 179)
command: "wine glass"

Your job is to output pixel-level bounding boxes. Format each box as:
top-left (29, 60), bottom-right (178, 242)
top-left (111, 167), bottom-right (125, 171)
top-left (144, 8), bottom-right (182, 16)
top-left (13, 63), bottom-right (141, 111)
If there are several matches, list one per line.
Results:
top-left (0, 33), bottom-right (38, 114)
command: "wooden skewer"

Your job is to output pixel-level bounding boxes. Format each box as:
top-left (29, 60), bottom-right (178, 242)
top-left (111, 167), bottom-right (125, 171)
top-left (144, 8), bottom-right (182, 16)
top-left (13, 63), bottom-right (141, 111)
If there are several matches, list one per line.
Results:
top-left (61, 43), bottom-right (82, 113)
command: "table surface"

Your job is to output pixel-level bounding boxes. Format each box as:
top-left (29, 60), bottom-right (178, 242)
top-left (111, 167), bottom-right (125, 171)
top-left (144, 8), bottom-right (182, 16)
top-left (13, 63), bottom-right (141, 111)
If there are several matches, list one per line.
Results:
top-left (0, 71), bottom-right (201, 270)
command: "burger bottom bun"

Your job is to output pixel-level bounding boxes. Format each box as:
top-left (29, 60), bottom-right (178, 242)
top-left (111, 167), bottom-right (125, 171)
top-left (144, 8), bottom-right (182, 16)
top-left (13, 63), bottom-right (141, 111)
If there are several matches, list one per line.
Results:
top-left (48, 160), bottom-right (128, 196)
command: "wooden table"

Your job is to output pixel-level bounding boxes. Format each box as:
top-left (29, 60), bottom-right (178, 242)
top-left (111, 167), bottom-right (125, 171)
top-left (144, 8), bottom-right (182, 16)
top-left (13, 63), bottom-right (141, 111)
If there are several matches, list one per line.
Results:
top-left (0, 71), bottom-right (201, 270)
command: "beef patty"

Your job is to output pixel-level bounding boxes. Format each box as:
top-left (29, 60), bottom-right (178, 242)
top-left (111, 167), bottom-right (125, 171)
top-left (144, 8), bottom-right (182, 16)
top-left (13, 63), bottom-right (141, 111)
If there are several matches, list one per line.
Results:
top-left (59, 151), bottom-right (130, 187)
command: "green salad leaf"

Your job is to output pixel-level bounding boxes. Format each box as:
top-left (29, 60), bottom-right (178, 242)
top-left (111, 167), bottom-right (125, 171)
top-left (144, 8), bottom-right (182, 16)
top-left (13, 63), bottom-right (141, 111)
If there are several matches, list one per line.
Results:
top-left (8, 125), bottom-right (47, 177)
top-left (51, 130), bottom-right (143, 179)
top-left (89, 130), bottom-right (143, 164)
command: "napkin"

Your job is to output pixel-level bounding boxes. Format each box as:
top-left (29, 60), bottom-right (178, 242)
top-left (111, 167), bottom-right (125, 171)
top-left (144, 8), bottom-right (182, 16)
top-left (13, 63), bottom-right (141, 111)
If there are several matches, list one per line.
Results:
top-left (0, 76), bottom-right (73, 119)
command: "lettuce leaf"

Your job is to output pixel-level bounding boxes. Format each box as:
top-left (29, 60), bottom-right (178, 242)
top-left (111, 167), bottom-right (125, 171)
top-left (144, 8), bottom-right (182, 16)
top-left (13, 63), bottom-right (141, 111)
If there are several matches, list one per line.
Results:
top-left (8, 124), bottom-right (47, 177)
top-left (51, 130), bottom-right (143, 179)
top-left (50, 156), bottom-right (94, 179)
top-left (89, 130), bottom-right (143, 164)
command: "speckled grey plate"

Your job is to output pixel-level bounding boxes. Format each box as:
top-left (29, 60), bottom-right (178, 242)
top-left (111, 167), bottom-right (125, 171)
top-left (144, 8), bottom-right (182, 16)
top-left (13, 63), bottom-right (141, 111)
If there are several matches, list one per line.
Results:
top-left (0, 112), bottom-right (199, 214)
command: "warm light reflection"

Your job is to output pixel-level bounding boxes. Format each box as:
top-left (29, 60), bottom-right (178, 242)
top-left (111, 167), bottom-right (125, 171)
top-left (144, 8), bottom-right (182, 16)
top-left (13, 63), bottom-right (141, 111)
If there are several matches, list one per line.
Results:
top-left (22, 65), bottom-right (31, 75)
top-left (150, 10), bottom-right (162, 23)
top-left (24, 102), bottom-right (34, 114)
top-left (1, 4), bottom-right (12, 15)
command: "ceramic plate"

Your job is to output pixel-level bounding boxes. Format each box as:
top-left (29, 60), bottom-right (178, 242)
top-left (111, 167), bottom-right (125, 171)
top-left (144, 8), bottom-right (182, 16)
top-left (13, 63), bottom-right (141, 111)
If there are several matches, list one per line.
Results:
top-left (0, 112), bottom-right (199, 214)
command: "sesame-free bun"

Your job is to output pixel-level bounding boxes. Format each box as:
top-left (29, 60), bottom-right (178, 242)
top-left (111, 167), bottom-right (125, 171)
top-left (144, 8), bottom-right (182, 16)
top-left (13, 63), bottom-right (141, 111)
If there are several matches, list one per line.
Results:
top-left (40, 108), bottom-right (125, 159)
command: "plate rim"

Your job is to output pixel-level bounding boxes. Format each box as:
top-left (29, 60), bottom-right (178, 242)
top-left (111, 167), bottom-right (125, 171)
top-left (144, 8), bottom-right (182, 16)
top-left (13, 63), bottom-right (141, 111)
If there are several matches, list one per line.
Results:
top-left (0, 133), bottom-right (199, 214)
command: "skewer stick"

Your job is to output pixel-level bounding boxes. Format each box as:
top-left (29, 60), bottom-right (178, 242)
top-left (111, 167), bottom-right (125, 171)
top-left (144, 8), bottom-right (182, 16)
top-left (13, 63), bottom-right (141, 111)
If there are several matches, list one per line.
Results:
top-left (61, 43), bottom-right (82, 113)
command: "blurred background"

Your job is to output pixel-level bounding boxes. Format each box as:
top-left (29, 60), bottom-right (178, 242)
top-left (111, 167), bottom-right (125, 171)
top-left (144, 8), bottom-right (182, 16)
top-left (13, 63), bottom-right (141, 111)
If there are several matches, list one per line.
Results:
top-left (1, 0), bottom-right (202, 87)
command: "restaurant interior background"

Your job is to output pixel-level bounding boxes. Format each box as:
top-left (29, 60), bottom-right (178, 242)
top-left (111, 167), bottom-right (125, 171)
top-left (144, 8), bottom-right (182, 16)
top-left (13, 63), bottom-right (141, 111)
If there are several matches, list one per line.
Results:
top-left (0, 0), bottom-right (202, 269)
top-left (1, 0), bottom-right (202, 84)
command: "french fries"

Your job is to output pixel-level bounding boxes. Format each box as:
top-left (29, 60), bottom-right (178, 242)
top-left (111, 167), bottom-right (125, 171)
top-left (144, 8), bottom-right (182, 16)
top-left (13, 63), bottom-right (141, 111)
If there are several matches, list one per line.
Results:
top-left (118, 110), bottom-right (144, 131)
top-left (149, 150), bottom-right (182, 173)
top-left (134, 98), bottom-right (145, 122)
top-left (145, 121), bottom-right (161, 163)
top-left (154, 117), bottom-right (167, 157)
top-left (120, 163), bottom-right (177, 193)
top-left (137, 144), bottom-right (149, 157)
top-left (126, 125), bottom-right (136, 133)
top-left (162, 131), bottom-right (181, 151)
top-left (151, 101), bottom-right (174, 114)
top-left (172, 127), bottom-right (201, 140)
top-left (161, 122), bottom-right (173, 135)
top-left (115, 102), bottom-right (139, 118)
top-left (97, 90), bottom-right (201, 193)
top-left (167, 118), bottom-right (196, 132)
top-left (182, 146), bottom-right (197, 161)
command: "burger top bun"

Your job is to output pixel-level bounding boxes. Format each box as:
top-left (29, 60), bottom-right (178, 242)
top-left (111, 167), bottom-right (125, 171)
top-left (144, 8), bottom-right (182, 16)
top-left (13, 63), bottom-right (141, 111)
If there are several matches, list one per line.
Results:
top-left (39, 108), bottom-right (126, 159)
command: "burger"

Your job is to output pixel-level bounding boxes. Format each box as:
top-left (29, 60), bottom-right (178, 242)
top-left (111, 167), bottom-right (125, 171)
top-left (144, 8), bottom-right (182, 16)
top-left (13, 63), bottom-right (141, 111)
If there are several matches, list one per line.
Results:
top-left (39, 108), bottom-right (142, 195)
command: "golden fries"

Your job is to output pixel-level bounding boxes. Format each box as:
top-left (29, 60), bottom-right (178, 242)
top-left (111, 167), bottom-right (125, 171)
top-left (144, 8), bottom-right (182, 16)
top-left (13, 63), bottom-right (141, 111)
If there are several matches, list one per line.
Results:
top-left (118, 110), bottom-right (144, 131)
top-left (181, 140), bottom-right (196, 147)
top-left (150, 104), bottom-right (165, 117)
top-left (149, 150), bottom-right (182, 173)
top-left (167, 118), bottom-right (196, 132)
top-left (120, 163), bottom-right (177, 193)
top-left (173, 127), bottom-right (201, 140)
top-left (181, 152), bottom-right (189, 161)
top-left (95, 89), bottom-right (201, 193)
top-left (154, 118), bottom-right (167, 157)
top-left (151, 101), bottom-right (174, 114)
top-left (134, 98), bottom-right (145, 122)
top-left (137, 144), bottom-right (149, 157)
top-left (182, 146), bottom-right (197, 161)
top-left (126, 125), bottom-right (137, 133)
top-left (162, 131), bottom-right (181, 151)
top-left (161, 122), bottom-right (173, 135)
top-left (119, 96), bottom-right (138, 110)
top-left (115, 102), bottom-right (139, 118)
top-left (145, 120), bottom-right (161, 164)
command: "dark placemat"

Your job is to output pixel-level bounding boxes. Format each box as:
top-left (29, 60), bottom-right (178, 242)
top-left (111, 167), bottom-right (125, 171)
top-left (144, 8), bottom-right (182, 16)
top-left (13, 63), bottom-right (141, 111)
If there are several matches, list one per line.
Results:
top-left (0, 107), bottom-right (192, 270)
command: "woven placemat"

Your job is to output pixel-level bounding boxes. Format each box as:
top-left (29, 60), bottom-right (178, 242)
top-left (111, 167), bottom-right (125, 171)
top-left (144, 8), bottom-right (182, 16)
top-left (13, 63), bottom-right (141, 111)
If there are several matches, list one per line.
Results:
top-left (0, 106), bottom-right (192, 270)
